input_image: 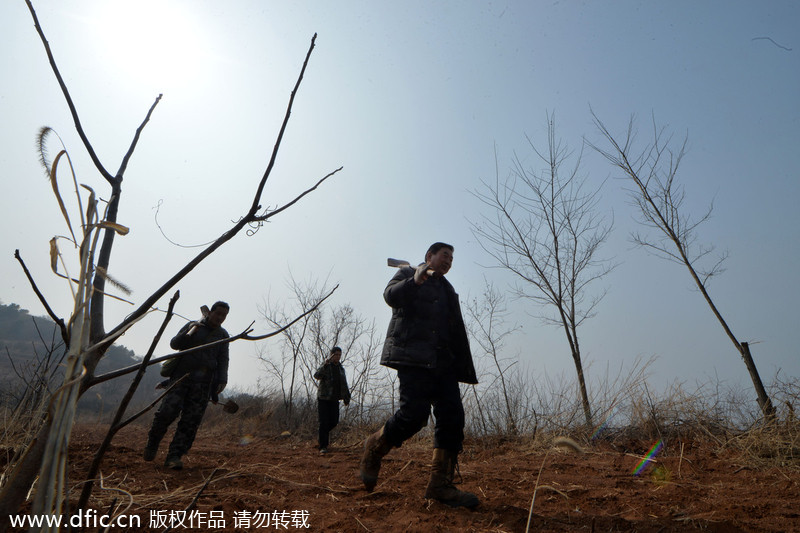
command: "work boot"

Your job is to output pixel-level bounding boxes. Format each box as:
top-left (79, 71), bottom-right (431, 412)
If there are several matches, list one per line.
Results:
top-left (143, 445), bottom-right (158, 462)
top-left (359, 426), bottom-right (393, 492)
top-left (424, 448), bottom-right (479, 509)
top-left (164, 455), bottom-right (183, 470)
top-left (143, 437), bottom-right (161, 461)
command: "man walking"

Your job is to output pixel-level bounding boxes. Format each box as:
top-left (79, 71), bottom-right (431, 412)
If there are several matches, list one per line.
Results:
top-left (144, 301), bottom-right (230, 470)
top-left (314, 346), bottom-right (351, 454)
top-left (359, 242), bottom-right (479, 508)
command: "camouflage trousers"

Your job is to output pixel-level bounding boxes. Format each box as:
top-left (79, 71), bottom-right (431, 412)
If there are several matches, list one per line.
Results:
top-left (147, 378), bottom-right (211, 458)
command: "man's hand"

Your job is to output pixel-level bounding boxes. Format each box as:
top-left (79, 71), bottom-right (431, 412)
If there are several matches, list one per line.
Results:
top-left (414, 263), bottom-right (430, 285)
top-left (216, 382), bottom-right (226, 395)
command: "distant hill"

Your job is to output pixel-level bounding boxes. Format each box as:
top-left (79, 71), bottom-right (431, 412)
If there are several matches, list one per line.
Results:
top-left (0, 302), bottom-right (165, 417)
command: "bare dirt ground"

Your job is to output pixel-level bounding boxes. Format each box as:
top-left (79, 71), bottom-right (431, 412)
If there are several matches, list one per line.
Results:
top-left (18, 422), bottom-right (800, 532)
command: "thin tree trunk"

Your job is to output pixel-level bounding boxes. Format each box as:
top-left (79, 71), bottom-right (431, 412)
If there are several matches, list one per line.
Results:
top-left (741, 342), bottom-right (776, 420)
top-left (559, 311), bottom-right (593, 428)
top-left (679, 242), bottom-right (775, 420)
top-left (572, 351), bottom-right (593, 428)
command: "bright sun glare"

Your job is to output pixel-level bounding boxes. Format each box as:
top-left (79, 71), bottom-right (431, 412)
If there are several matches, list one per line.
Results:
top-left (92, 1), bottom-right (210, 93)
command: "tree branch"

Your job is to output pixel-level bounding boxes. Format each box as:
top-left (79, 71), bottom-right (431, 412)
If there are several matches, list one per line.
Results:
top-left (76, 290), bottom-right (180, 509)
top-left (102, 33), bottom-right (335, 345)
top-left (249, 33), bottom-right (317, 214)
top-left (24, 0), bottom-right (114, 182)
top-left (14, 249), bottom-right (68, 344)
top-left (116, 94), bottom-right (163, 177)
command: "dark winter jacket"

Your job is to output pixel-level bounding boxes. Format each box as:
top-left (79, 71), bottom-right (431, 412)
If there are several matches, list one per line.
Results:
top-left (380, 266), bottom-right (478, 384)
top-left (314, 362), bottom-right (351, 403)
top-left (169, 320), bottom-right (230, 386)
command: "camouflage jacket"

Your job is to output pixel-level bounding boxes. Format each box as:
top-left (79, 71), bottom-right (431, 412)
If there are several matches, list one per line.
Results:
top-left (313, 362), bottom-right (351, 403)
top-left (169, 319), bottom-right (230, 385)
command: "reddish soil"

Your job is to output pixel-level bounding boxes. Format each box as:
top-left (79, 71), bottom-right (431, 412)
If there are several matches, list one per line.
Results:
top-left (20, 422), bottom-right (800, 532)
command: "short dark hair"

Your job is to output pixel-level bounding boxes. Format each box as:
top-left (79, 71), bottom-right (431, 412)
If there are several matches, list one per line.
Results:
top-left (425, 242), bottom-right (454, 259)
top-left (210, 301), bottom-right (230, 312)
top-left (330, 346), bottom-right (342, 354)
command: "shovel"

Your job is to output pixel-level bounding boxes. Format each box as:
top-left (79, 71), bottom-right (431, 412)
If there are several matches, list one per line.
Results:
top-left (214, 397), bottom-right (239, 414)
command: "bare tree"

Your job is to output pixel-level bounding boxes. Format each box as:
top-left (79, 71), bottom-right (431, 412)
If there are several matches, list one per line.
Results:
top-left (310, 307), bottom-right (385, 426)
top-left (471, 113), bottom-right (615, 428)
top-left (590, 111), bottom-right (776, 420)
top-left (259, 277), bottom-right (332, 417)
top-left (258, 277), bottom-right (384, 426)
top-left (0, 2), bottom-right (340, 528)
top-left (464, 279), bottom-right (522, 435)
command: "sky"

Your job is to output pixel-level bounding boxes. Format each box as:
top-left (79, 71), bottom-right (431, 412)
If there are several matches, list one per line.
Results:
top-left (1, 1), bottom-right (798, 407)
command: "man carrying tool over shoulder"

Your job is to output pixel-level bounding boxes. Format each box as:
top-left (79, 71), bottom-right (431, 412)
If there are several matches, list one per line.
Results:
top-left (359, 242), bottom-right (479, 508)
top-left (144, 301), bottom-right (230, 470)
top-left (314, 346), bottom-right (351, 455)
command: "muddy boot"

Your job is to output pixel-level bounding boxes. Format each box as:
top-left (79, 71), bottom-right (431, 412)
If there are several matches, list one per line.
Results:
top-left (424, 448), bottom-right (479, 509)
top-left (143, 444), bottom-right (158, 462)
top-left (359, 427), bottom-right (392, 492)
top-left (164, 455), bottom-right (183, 470)
top-left (143, 436), bottom-right (161, 461)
